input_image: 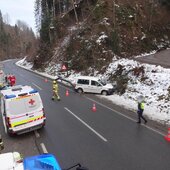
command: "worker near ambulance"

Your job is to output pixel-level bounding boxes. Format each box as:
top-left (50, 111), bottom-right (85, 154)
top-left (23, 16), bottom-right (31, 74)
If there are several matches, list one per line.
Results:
top-left (7, 74), bottom-right (16, 86)
top-left (52, 80), bottom-right (60, 101)
top-left (10, 74), bottom-right (16, 86)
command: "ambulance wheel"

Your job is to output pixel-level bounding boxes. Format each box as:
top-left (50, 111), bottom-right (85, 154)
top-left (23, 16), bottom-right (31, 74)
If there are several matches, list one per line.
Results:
top-left (41, 121), bottom-right (46, 129)
top-left (7, 128), bottom-right (14, 137)
top-left (39, 124), bottom-right (45, 133)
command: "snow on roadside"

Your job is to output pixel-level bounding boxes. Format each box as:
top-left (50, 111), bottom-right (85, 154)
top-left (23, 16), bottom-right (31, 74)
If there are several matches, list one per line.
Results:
top-left (100, 58), bottom-right (170, 124)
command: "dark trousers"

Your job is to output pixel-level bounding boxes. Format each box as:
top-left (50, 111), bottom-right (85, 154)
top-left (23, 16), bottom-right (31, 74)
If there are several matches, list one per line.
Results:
top-left (137, 110), bottom-right (147, 123)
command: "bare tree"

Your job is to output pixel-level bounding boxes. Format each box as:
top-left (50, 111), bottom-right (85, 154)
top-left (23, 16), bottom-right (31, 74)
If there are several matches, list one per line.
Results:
top-left (35, 0), bottom-right (42, 33)
top-left (112, 0), bottom-right (116, 29)
top-left (71, 0), bottom-right (79, 24)
top-left (148, 0), bottom-right (154, 31)
top-left (3, 13), bottom-right (10, 24)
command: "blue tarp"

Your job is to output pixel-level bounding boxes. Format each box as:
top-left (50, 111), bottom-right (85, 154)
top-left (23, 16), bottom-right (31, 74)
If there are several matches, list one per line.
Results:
top-left (23, 154), bottom-right (62, 170)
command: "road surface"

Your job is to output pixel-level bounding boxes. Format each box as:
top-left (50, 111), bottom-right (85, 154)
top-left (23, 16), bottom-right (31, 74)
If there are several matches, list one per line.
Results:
top-left (135, 49), bottom-right (170, 68)
top-left (1, 60), bottom-right (170, 170)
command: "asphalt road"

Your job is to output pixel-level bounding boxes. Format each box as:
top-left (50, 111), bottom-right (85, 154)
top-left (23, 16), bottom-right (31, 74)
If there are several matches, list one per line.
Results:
top-left (135, 49), bottom-right (170, 68)
top-left (1, 60), bottom-right (170, 170)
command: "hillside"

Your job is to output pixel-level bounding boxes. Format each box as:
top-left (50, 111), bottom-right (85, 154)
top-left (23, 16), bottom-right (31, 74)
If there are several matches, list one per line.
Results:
top-left (0, 15), bottom-right (37, 60)
top-left (36, 0), bottom-right (170, 74)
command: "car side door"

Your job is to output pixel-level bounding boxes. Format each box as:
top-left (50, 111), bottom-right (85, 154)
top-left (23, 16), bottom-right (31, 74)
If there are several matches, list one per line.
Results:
top-left (77, 79), bottom-right (90, 93)
top-left (90, 80), bottom-right (103, 94)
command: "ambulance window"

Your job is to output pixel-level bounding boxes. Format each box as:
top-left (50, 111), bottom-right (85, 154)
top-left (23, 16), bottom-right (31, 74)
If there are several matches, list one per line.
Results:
top-left (8, 99), bottom-right (26, 115)
top-left (7, 95), bottom-right (41, 115)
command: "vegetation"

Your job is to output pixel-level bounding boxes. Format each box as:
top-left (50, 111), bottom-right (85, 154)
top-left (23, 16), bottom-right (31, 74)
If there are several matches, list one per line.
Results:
top-left (0, 10), bottom-right (37, 61)
top-left (32, 0), bottom-right (169, 71)
top-left (160, 0), bottom-right (170, 8)
top-left (0, 0), bottom-right (170, 73)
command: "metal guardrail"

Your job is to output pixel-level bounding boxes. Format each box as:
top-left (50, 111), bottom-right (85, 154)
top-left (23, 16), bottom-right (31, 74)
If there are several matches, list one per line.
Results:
top-left (56, 76), bottom-right (75, 89)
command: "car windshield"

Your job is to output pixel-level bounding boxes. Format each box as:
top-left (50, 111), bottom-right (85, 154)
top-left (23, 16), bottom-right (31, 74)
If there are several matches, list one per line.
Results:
top-left (98, 79), bottom-right (106, 86)
top-left (6, 95), bottom-right (41, 115)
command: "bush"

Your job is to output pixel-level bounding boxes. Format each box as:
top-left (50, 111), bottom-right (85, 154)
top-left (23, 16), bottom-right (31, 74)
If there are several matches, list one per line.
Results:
top-left (159, 0), bottom-right (170, 7)
top-left (110, 30), bottom-right (120, 54)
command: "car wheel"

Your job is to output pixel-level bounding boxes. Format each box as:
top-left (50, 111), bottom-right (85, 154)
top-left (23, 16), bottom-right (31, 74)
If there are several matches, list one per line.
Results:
top-left (77, 88), bottom-right (83, 94)
top-left (101, 90), bottom-right (108, 96)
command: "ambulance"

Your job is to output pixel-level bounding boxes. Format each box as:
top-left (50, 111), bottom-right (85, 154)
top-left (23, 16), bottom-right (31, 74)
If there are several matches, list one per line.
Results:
top-left (0, 152), bottom-right (23, 170)
top-left (0, 85), bottom-right (46, 136)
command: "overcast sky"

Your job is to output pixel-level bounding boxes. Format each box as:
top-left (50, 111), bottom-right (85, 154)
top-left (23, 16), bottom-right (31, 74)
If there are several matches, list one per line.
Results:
top-left (0, 0), bottom-right (36, 33)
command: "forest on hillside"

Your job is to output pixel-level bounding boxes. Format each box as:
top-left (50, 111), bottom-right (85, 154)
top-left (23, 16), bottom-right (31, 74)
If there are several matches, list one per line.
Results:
top-left (33, 0), bottom-right (170, 72)
top-left (0, 10), bottom-right (37, 61)
top-left (0, 0), bottom-right (170, 72)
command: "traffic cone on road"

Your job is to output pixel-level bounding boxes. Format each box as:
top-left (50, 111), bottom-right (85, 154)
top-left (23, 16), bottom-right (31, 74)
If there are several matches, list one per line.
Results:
top-left (165, 128), bottom-right (170, 142)
top-left (66, 89), bottom-right (69, 96)
top-left (92, 103), bottom-right (96, 112)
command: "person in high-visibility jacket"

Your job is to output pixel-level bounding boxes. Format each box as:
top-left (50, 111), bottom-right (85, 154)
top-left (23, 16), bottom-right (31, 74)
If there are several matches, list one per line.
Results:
top-left (137, 100), bottom-right (147, 124)
top-left (52, 80), bottom-right (60, 101)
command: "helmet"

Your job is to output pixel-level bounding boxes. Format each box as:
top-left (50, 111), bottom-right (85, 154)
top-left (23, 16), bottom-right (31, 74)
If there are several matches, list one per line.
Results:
top-left (53, 80), bottom-right (57, 84)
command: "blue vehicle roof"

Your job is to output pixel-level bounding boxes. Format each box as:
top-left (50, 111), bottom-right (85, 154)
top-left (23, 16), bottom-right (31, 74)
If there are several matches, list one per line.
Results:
top-left (23, 154), bottom-right (62, 170)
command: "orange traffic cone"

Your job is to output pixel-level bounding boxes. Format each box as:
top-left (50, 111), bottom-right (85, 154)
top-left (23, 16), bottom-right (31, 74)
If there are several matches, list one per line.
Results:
top-left (44, 78), bottom-right (48, 82)
top-left (92, 103), bottom-right (96, 112)
top-left (165, 128), bottom-right (170, 142)
top-left (66, 89), bottom-right (69, 96)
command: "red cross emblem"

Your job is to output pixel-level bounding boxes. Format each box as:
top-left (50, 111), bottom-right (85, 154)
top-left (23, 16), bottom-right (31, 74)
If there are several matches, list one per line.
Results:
top-left (28, 99), bottom-right (35, 105)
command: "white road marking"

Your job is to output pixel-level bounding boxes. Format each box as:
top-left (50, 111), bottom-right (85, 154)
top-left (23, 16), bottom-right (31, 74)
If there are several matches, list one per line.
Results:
top-left (34, 130), bottom-right (40, 138)
top-left (143, 124), bottom-right (165, 136)
top-left (64, 107), bottom-right (108, 142)
top-left (40, 143), bottom-right (48, 153)
top-left (32, 83), bottom-right (42, 90)
top-left (85, 96), bottom-right (165, 136)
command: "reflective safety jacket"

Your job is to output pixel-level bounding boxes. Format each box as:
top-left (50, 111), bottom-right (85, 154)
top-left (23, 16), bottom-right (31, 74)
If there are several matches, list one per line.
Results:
top-left (138, 102), bottom-right (144, 111)
top-left (53, 83), bottom-right (59, 92)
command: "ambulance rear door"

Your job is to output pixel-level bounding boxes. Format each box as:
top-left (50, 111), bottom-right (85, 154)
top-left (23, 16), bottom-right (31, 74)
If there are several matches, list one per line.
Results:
top-left (5, 91), bottom-right (45, 134)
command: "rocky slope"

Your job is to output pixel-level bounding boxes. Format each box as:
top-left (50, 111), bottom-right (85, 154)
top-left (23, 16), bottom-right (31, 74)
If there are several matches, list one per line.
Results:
top-left (40, 0), bottom-right (170, 74)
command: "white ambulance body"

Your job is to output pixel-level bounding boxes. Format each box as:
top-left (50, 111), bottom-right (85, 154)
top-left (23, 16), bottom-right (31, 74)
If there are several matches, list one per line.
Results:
top-left (0, 152), bottom-right (23, 170)
top-left (0, 85), bottom-right (46, 135)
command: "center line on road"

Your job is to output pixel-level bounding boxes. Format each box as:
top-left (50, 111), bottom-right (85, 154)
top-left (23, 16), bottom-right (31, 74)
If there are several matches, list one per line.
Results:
top-left (40, 143), bottom-right (48, 153)
top-left (34, 130), bottom-right (40, 138)
top-left (64, 107), bottom-right (108, 142)
top-left (32, 83), bottom-right (42, 90)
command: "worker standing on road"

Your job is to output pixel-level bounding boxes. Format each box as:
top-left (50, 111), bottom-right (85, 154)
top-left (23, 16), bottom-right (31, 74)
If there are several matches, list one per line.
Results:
top-left (52, 80), bottom-right (60, 101)
top-left (136, 96), bottom-right (147, 124)
top-left (10, 74), bottom-right (16, 86)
